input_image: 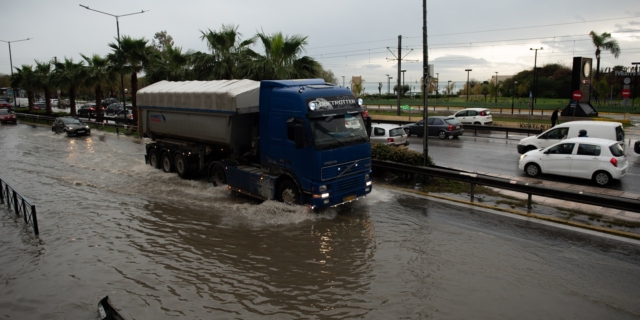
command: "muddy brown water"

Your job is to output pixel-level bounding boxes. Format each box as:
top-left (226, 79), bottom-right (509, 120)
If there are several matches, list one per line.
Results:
top-left (1, 124), bottom-right (640, 319)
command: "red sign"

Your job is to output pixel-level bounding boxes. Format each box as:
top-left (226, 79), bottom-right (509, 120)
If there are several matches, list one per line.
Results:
top-left (622, 88), bottom-right (631, 98)
top-left (572, 90), bottom-right (583, 100)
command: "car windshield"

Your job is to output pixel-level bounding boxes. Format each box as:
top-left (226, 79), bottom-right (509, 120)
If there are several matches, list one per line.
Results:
top-left (310, 113), bottom-right (369, 150)
top-left (0, 109), bottom-right (9, 115)
top-left (61, 118), bottom-right (82, 125)
top-left (388, 127), bottom-right (405, 137)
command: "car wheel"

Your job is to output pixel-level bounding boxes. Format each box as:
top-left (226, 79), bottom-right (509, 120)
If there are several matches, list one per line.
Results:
top-left (438, 131), bottom-right (447, 139)
top-left (593, 171), bottom-right (611, 187)
top-left (525, 163), bottom-right (541, 177)
top-left (278, 179), bottom-right (300, 205)
top-left (404, 128), bottom-right (411, 137)
top-left (174, 154), bottom-right (191, 179)
top-left (208, 163), bottom-right (226, 186)
top-left (161, 152), bottom-right (173, 173)
top-left (148, 149), bottom-right (161, 169)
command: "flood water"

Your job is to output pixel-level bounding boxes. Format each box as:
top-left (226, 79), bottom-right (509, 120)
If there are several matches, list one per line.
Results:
top-left (1, 123), bottom-right (640, 319)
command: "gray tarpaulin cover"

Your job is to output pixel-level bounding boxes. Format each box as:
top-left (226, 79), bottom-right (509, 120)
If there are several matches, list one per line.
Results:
top-left (137, 80), bottom-right (261, 113)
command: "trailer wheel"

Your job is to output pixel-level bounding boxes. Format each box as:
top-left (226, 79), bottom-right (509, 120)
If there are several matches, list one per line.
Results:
top-left (148, 150), bottom-right (161, 169)
top-left (208, 163), bottom-right (226, 186)
top-left (161, 152), bottom-right (173, 173)
top-left (174, 154), bottom-right (190, 179)
top-left (278, 180), bottom-right (300, 205)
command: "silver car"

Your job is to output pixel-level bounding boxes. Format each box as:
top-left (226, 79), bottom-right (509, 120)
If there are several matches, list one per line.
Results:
top-left (370, 123), bottom-right (409, 146)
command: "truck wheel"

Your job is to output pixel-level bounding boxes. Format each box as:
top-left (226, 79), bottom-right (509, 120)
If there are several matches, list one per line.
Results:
top-left (148, 150), bottom-right (161, 169)
top-left (174, 154), bottom-right (190, 179)
top-left (209, 163), bottom-right (226, 186)
top-left (278, 180), bottom-right (300, 205)
top-left (161, 152), bottom-right (173, 173)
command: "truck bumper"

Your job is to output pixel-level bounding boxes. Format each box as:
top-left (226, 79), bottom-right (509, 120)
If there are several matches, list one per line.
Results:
top-left (306, 180), bottom-right (373, 208)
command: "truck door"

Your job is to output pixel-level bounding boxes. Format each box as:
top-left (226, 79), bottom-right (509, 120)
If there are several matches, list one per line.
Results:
top-left (284, 118), bottom-right (313, 182)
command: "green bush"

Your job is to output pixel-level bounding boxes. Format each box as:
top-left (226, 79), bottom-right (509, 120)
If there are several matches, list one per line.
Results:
top-left (371, 143), bottom-right (434, 166)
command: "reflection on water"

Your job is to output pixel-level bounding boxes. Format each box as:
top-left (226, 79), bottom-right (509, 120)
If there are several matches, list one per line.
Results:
top-left (1, 124), bottom-right (640, 319)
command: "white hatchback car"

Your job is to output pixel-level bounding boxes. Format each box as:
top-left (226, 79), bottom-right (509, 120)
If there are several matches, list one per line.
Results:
top-left (518, 137), bottom-right (628, 186)
top-left (452, 108), bottom-right (492, 125)
top-left (370, 123), bottom-right (409, 146)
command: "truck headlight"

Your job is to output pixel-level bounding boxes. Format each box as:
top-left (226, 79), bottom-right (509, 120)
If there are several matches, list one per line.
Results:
top-left (313, 193), bottom-right (330, 199)
top-left (366, 181), bottom-right (372, 186)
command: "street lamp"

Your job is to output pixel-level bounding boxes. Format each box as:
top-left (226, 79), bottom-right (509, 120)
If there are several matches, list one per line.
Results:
top-left (0, 38), bottom-right (31, 108)
top-left (342, 76), bottom-right (345, 87)
top-left (386, 74), bottom-right (393, 97)
top-left (511, 80), bottom-right (518, 114)
top-left (530, 47), bottom-right (543, 114)
top-left (80, 4), bottom-right (147, 113)
top-left (447, 80), bottom-right (452, 101)
top-left (435, 72), bottom-right (439, 97)
top-left (494, 71), bottom-right (499, 103)
top-left (465, 69), bottom-right (472, 102)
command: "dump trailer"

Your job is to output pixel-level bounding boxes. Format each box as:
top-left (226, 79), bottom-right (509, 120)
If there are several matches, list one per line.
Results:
top-left (138, 79), bottom-right (372, 208)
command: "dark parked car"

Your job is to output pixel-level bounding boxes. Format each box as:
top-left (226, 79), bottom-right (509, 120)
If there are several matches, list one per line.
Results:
top-left (101, 98), bottom-right (119, 108)
top-left (105, 109), bottom-right (134, 124)
top-left (33, 101), bottom-right (46, 110)
top-left (403, 116), bottom-right (464, 139)
top-left (77, 103), bottom-right (97, 118)
top-left (0, 98), bottom-right (12, 109)
top-left (105, 103), bottom-right (127, 116)
top-left (52, 117), bottom-right (91, 136)
top-left (0, 109), bottom-right (17, 124)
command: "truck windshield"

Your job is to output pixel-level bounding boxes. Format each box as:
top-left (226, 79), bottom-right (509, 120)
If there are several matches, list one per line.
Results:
top-left (310, 113), bottom-right (369, 150)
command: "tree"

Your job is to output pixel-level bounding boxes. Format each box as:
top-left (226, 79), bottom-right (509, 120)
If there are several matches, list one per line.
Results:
top-left (145, 44), bottom-right (191, 83)
top-left (192, 24), bottom-right (256, 80)
top-left (589, 31), bottom-right (621, 82)
top-left (242, 30), bottom-right (320, 80)
top-left (82, 54), bottom-right (116, 121)
top-left (34, 61), bottom-right (54, 115)
top-left (316, 65), bottom-right (337, 84)
top-left (151, 30), bottom-right (174, 58)
top-left (11, 65), bottom-right (36, 110)
top-left (52, 58), bottom-right (85, 116)
top-left (108, 35), bottom-right (150, 124)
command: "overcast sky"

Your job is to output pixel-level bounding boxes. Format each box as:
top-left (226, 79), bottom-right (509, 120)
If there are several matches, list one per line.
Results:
top-left (1, 0), bottom-right (638, 93)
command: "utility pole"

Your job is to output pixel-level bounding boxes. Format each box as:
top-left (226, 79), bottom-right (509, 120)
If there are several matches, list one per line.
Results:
top-left (530, 47), bottom-right (543, 114)
top-left (495, 71), bottom-right (499, 103)
top-left (387, 36), bottom-right (416, 116)
top-left (465, 69), bottom-right (472, 102)
top-left (422, 0), bottom-right (429, 164)
top-left (0, 38), bottom-right (31, 109)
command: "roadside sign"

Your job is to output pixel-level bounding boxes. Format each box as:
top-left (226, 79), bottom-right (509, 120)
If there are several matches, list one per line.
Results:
top-left (572, 90), bottom-right (583, 100)
top-left (622, 88), bottom-right (631, 98)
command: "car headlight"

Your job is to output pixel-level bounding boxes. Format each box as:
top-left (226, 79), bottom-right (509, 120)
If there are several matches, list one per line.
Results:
top-left (85, 126), bottom-right (90, 129)
top-left (520, 154), bottom-right (527, 160)
top-left (68, 126), bottom-right (73, 130)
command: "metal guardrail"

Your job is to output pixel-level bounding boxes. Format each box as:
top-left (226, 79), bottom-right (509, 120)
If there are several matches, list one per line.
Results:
top-left (371, 118), bottom-right (543, 138)
top-left (15, 113), bottom-right (138, 135)
top-left (372, 159), bottom-right (640, 213)
top-left (0, 178), bottom-right (39, 235)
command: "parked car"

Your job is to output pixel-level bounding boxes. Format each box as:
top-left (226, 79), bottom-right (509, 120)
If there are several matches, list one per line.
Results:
top-left (518, 137), bottom-right (628, 187)
top-left (452, 108), bottom-right (492, 125)
top-left (104, 103), bottom-right (130, 116)
top-left (0, 98), bottom-right (12, 109)
top-left (101, 98), bottom-right (119, 108)
top-left (51, 117), bottom-right (91, 136)
top-left (517, 121), bottom-right (625, 154)
top-left (33, 101), bottom-right (46, 110)
top-left (77, 103), bottom-right (97, 118)
top-left (50, 99), bottom-right (59, 107)
top-left (403, 116), bottom-right (464, 139)
top-left (107, 109), bottom-right (134, 124)
top-left (0, 109), bottom-right (17, 124)
top-left (370, 123), bottom-right (409, 146)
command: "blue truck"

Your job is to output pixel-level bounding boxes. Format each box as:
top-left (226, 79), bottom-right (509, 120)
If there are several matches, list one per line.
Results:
top-left (137, 79), bottom-right (372, 208)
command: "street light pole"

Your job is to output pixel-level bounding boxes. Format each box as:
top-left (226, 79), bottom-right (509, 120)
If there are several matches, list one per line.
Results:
top-left (447, 80), bottom-right (451, 101)
top-left (386, 74), bottom-right (393, 97)
top-left (511, 80), bottom-right (518, 114)
top-left (530, 47), bottom-right (543, 114)
top-left (80, 4), bottom-right (147, 113)
top-left (494, 71), bottom-right (498, 103)
top-left (401, 70), bottom-right (406, 98)
top-left (435, 73), bottom-right (439, 97)
top-left (1, 38), bottom-right (31, 108)
top-left (465, 69), bottom-right (472, 102)
top-left (342, 76), bottom-right (344, 87)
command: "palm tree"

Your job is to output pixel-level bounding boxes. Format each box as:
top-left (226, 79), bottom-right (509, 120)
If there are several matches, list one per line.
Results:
top-left (242, 31), bottom-right (320, 80)
top-left (52, 58), bottom-right (86, 116)
top-left (82, 54), bottom-right (116, 121)
top-left (192, 24), bottom-right (256, 80)
top-left (108, 35), bottom-right (150, 124)
top-left (10, 65), bottom-right (37, 111)
top-left (145, 44), bottom-right (192, 83)
top-left (589, 31), bottom-right (621, 82)
top-left (34, 61), bottom-right (54, 116)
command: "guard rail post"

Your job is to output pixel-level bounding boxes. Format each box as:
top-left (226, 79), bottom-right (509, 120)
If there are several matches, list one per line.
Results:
top-left (527, 194), bottom-right (532, 209)
top-left (13, 191), bottom-right (18, 216)
top-left (470, 183), bottom-right (475, 202)
top-left (31, 205), bottom-right (39, 235)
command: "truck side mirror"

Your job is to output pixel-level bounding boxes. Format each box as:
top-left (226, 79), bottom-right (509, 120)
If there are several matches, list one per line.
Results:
top-left (294, 124), bottom-right (304, 149)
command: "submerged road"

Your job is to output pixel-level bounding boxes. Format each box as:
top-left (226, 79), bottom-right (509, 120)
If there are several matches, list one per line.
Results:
top-left (1, 123), bottom-right (640, 319)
